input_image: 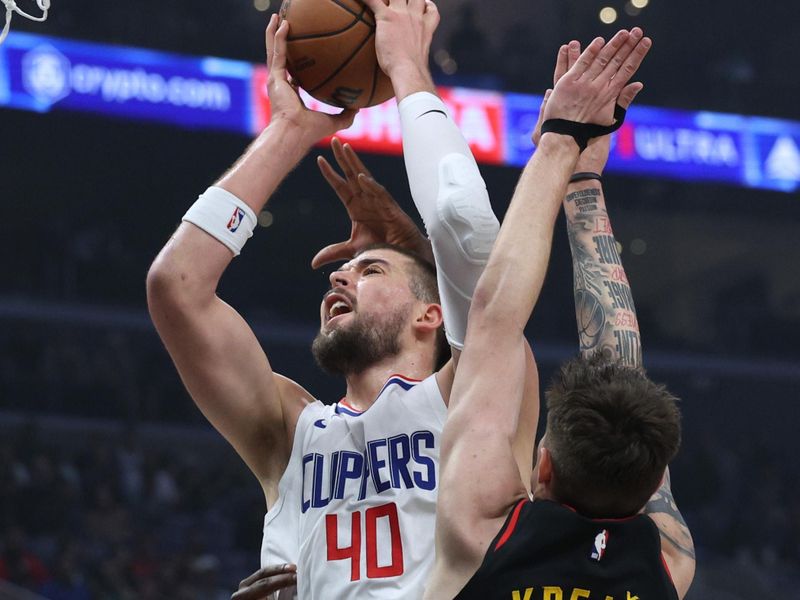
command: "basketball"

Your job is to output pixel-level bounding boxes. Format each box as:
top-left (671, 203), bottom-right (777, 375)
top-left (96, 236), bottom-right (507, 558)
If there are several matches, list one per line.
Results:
top-left (278, 0), bottom-right (394, 109)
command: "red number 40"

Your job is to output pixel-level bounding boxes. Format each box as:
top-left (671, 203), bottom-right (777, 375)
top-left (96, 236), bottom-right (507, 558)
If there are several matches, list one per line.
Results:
top-left (325, 502), bottom-right (404, 581)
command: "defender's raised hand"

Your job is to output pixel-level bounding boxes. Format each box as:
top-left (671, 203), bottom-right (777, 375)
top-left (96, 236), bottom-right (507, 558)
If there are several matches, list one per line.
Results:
top-left (543, 29), bottom-right (651, 130)
top-left (312, 138), bottom-right (432, 268)
top-left (265, 15), bottom-right (357, 144)
top-left (533, 31), bottom-right (645, 170)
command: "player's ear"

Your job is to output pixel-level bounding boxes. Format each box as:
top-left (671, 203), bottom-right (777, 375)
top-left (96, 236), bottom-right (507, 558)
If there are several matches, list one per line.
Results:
top-left (536, 446), bottom-right (553, 485)
top-left (414, 303), bottom-right (443, 334)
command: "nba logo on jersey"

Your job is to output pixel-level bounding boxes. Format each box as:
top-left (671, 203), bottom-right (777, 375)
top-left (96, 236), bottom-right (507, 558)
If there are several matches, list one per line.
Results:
top-left (591, 529), bottom-right (609, 561)
top-left (227, 207), bottom-right (245, 232)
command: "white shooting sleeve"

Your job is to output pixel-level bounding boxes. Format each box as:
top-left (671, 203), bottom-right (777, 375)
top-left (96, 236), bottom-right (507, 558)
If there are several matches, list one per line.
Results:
top-left (399, 92), bottom-right (499, 349)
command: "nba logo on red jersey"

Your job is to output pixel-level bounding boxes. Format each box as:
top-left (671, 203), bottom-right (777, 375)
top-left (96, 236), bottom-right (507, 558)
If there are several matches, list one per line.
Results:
top-left (591, 529), bottom-right (609, 561)
top-left (227, 207), bottom-right (245, 232)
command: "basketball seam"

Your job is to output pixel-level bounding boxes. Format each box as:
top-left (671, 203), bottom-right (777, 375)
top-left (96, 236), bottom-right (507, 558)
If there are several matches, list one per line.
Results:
top-left (328, 0), bottom-right (375, 26)
top-left (308, 29), bottom-right (374, 97)
top-left (287, 15), bottom-right (362, 41)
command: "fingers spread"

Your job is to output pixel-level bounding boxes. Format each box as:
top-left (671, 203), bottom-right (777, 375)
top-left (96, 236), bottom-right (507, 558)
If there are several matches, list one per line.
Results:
top-left (599, 27), bottom-right (642, 83)
top-left (618, 81), bottom-right (644, 109)
top-left (331, 137), bottom-right (351, 176)
top-left (567, 41), bottom-right (580, 70)
top-left (614, 36), bottom-right (652, 91)
top-left (554, 45), bottom-right (568, 85)
top-left (312, 242), bottom-right (353, 269)
top-left (584, 29), bottom-right (630, 81)
top-left (357, 172), bottom-right (384, 195)
top-left (570, 37), bottom-right (604, 79)
top-left (343, 143), bottom-right (372, 179)
top-left (317, 156), bottom-right (348, 194)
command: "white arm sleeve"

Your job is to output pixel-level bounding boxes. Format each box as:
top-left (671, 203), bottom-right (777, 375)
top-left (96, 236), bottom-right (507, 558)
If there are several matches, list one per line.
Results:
top-left (399, 92), bottom-right (499, 349)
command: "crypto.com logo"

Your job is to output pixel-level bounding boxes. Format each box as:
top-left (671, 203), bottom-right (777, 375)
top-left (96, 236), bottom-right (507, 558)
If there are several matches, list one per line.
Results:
top-left (22, 44), bottom-right (71, 105)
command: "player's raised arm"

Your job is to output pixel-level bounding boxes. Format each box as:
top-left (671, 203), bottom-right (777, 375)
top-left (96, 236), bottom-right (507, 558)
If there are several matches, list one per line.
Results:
top-left (364, 0), bottom-right (498, 360)
top-left (426, 31), bottom-right (653, 599)
top-left (146, 16), bottom-right (356, 497)
top-left (550, 37), bottom-right (696, 597)
top-left (364, 0), bottom-right (540, 487)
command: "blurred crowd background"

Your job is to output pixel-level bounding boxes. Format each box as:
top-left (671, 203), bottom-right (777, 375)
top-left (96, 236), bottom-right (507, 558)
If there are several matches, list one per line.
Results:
top-left (2, 0), bottom-right (799, 598)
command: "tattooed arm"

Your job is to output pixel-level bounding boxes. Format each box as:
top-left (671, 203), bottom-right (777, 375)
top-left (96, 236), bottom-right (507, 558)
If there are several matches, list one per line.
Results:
top-left (564, 157), bottom-right (695, 596)
top-left (563, 121), bottom-right (696, 600)
top-left (644, 468), bottom-right (695, 597)
top-left (547, 44), bottom-right (695, 597)
top-left (563, 179), bottom-right (641, 365)
top-left (533, 45), bottom-right (642, 366)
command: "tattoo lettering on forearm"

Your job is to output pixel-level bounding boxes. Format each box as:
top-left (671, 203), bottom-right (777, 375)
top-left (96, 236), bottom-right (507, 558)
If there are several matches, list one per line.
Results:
top-left (592, 235), bottom-right (622, 265)
top-left (603, 280), bottom-right (635, 311)
top-left (592, 216), bottom-right (612, 235)
top-left (646, 472), bottom-right (696, 560)
top-left (609, 267), bottom-right (629, 285)
top-left (613, 310), bottom-right (638, 329)
top-left (612, 329), bottom-right (641, 367)
top-left (566, 188), bottom-right (601, 213)
top-left (565, 187), bottom-right (641, 366)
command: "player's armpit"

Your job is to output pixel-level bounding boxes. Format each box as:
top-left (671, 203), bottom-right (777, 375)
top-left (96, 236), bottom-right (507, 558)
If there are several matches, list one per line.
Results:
top-left (510, 344), bottom-right (539, 495)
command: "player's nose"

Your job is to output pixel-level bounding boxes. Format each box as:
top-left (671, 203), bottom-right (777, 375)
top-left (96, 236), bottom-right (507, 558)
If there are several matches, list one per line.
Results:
top-left (329, 269), bottom-right (352, 288)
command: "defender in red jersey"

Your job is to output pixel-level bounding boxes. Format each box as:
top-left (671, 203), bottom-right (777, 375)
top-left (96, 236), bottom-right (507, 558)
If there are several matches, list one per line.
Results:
top-left (426, 31), bottom-right (695, 600)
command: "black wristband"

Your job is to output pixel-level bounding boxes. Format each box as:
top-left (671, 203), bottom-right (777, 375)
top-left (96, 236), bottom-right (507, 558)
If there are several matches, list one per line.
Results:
top-left (541, 104), bottom-right (627, 152)
top-left (569, 172), bottom-right (602, 184)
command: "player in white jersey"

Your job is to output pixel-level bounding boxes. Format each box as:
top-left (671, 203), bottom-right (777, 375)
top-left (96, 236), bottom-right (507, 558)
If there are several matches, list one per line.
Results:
top-left (148, 4), bottom-right (539, 598)
top-left (263, 373), bottom-right (446, 598)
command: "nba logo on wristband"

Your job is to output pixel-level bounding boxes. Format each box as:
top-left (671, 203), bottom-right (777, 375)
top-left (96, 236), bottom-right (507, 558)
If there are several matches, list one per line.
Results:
top-left (227, 207), bottom-right (245, 233)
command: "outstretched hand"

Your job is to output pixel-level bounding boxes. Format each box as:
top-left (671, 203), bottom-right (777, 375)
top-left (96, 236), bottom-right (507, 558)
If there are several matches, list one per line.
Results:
top-left (265, 14), bottom-right (358, 144)
top-left (542, 29), bottom-right (651, 133)
top-left (533, 29), bottom-right (647, 172)
top-left (311, 138), bottom-right (433, 269)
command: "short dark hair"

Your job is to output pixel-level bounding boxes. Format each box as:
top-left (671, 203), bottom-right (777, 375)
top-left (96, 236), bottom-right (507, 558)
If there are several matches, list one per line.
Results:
top-left (355, 243), bottom-right (449, 370)
top-left (544, 353), bottom-right (681, 518)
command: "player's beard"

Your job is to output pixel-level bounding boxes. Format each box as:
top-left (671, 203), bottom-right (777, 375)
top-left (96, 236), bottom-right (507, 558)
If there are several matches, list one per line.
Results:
top-left (312, 305), bottom-right (410, 376)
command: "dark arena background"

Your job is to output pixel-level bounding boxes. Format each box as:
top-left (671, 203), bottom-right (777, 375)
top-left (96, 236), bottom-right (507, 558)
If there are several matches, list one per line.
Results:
top-left (1, 0), bottom-right (799, 597)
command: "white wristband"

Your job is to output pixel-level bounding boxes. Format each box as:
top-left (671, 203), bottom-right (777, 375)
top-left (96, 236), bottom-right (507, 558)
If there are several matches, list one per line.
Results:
top-left (182, 186), bottom-right (258, 256)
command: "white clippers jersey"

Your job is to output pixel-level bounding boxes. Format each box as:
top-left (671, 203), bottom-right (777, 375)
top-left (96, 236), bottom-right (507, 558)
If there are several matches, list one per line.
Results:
top-left (261, 373), bottom-right (446, 599)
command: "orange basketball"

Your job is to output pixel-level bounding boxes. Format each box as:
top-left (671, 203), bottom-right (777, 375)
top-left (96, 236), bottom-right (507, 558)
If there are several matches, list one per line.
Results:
top-left (278, 0), bottom-right (394, 109)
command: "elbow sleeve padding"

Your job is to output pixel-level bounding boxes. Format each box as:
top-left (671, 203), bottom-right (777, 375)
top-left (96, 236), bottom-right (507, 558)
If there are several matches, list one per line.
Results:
top-left (436, 153), bottom-right (499, 263)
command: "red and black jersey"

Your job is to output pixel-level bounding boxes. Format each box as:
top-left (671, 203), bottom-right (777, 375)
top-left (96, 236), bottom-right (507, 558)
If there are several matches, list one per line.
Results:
top-left (455, 499), bottom-right (678, 600)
